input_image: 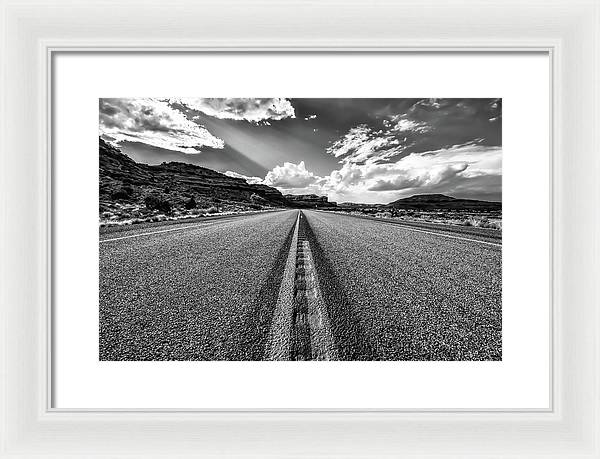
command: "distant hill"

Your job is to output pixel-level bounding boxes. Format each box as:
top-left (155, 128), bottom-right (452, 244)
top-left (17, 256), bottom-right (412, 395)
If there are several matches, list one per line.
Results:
top-left (387, 194), bottom-right (501, 211)
top-left (337, 202), bottom-right (378, 208)
top-left (99, 138), bottom-right (288, 219)
top-left (284, 194), bottom-right (337, 208)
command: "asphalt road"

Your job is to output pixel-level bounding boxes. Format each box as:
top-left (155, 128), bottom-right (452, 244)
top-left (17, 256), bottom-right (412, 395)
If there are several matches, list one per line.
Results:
top-left (100, 210), bottom-right (297, 360)
top-left (302, 210), bottom-right (501, 360)
top-left (335, 212), bottom-right (502, 244)
top-left (100, 209), bottom-right (501, 361)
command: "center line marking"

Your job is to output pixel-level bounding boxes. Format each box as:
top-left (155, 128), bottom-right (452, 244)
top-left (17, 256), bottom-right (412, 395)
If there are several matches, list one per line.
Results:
top-left (300, 240), bottom-right (338, 361)
top-left (265, 210), bottom-right (338, 361)
top-left (265, 211), bottom-right (300, 360)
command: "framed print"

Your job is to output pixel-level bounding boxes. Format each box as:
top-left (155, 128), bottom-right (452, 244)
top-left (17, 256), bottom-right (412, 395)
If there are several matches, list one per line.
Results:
top-left (1, 0), bottom-right (599, 457)
top-left (51, 53), bottom-right (549, 411)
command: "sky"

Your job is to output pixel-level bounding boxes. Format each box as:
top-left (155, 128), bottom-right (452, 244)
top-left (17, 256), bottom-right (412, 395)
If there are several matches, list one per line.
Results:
top-left (99, 98), bottom-right (502, 203)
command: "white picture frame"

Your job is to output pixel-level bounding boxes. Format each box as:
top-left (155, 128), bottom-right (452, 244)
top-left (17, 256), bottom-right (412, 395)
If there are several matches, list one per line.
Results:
top-left (1, 0), bottom-right (598, 457)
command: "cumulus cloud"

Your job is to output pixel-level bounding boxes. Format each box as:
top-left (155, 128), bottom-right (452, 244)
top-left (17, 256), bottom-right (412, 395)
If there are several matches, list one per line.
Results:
top-left (223, 171), bottom-right (264, 185)
top-left (99, 98), bottom-right (224, 153)
top-left (368, 163), bottom-right (469, 191)
top-left (261, 143), bottom-right (501, 203)
top-left (169, 98), bottom-right (295, 123)
top-left (264, 161), bottom-right (320, 189)
top-left (332, 144), bottom-right (500, 196)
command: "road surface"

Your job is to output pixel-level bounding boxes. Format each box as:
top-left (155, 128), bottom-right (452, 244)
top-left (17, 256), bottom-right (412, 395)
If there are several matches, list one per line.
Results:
top-left (100, 209), bottom-right (501, 360)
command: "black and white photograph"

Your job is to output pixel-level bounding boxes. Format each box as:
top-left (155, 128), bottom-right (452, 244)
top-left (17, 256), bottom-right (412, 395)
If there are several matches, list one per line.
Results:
top-left (99, 97), bottom-right (502, 361)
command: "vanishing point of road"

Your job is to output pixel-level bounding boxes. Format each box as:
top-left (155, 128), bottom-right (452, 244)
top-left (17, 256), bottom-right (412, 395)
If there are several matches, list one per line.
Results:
top-left (99, 209), bottom-right (501, 361)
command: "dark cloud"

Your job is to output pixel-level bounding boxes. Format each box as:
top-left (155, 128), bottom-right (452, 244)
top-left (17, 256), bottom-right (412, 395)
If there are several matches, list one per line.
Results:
top-left (324, 98), bottom-right (502, 165)
top-left (393, 98), bottom-right (502, 157)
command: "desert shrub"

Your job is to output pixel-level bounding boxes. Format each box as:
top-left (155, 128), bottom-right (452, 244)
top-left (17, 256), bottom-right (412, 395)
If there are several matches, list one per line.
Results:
top-left (184, 196), bottom-right (197, 209)
top-left (250, 193), bottom-right (267, 203)
top-left (160, 201), bottom-right (172, 213)
top-left (458, 217), bottom-right (502, 230)
top-left (206, 206), bottom-right (218, 214)
top-left (487, 220), bottom-right (502, 230)
top-left (111, 185), bottom-right (134, 200)
top-left (145, 194), bottom-right (172, 214)
top-left (144, 194), bottom-right (160, 209)
top-left (478, 219), bottom-right (502, 230)
top-left (111, 190), bottom-right (129, 200)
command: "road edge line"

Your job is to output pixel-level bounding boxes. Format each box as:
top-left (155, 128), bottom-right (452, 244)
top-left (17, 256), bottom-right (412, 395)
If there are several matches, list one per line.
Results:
top-left (99, 222), bottom-right (219, 243)
top-left (378, 221), bottom-right (502, 247)
top-left (315, 210), bottom-right (501, 248)
top-left (100, 210), bottom-right (284, 243)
